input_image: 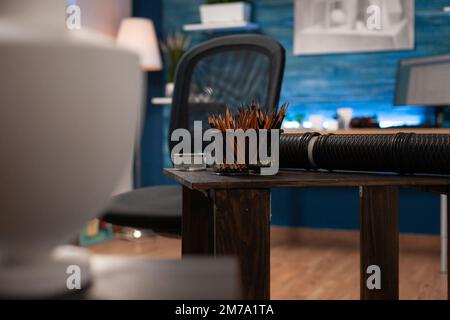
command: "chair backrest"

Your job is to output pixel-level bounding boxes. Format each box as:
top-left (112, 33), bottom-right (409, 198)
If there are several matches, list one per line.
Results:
top-left (169, 34), bottom-right (285, 153)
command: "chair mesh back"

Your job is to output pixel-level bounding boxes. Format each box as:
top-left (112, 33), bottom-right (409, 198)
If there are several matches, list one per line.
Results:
top-left (169, 35), bottom-right (285, 153)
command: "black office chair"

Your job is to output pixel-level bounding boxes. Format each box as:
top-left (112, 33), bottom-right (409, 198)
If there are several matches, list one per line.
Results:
top-left (102, 34), bottom-right (285, 235)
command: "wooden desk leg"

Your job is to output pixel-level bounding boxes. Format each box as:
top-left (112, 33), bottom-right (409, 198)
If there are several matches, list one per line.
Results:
top-left (360, 186), bottom-right (399, 300)
top-left (182, 186), bottom-right (214, 255)
top-left (214, 189), bottom-right (271, 300)
top-left (181, 187), bottom-right (271, 300)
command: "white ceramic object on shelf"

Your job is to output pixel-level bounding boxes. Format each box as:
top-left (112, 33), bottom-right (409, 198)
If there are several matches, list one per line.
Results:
top-left (165, 82), bottom-right (175, 97)
top-left (310, 115), bottom-right (325, 130)
top-left (200, 2), bottom-right (251, 25)
top-left (325, 119), bottom-right (339, 131)
top-left (0, 0), bottom-right (143, 298)
top-left (337, 108), bottom-right (353, 130)
top-left (183, 22), bottom-right (259, 32)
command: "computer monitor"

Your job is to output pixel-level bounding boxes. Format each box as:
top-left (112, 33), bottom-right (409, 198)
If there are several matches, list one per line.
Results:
top-left (394, 54), bottom-right (450, 127)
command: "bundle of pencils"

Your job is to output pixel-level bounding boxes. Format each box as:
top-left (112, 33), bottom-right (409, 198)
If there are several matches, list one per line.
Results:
top-left (207, 102), bottom-right (288, 175)
top-left (208, 102), bottom-right (288, 132)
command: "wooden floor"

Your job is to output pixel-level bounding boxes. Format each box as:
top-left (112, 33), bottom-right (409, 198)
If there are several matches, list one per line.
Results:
top-left (89, 227), bottom-right (447, 300)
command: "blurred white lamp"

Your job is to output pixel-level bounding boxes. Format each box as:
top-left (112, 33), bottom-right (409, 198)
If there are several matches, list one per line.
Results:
top-left (117, 18), bottom-right (162, 71)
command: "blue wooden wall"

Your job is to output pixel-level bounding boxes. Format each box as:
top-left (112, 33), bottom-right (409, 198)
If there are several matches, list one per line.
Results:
top-left (133, 0), bottom-right (174, 186)
top-left (164, 0), bottom-right (450, 127)
top-left (135, 0), bottom-right (450, 234)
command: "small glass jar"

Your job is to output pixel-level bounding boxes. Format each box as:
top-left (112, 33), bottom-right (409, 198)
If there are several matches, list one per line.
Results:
top-left (173, 153), bottom-right (207, 171)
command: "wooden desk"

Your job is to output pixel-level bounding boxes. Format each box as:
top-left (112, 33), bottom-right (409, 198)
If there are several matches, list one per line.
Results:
top-left (164, 169), bottom-right (450, 300)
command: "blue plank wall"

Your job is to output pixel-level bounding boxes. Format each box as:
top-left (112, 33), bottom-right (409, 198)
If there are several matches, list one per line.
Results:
top-left (136, 0), bottom-right (450, 234)
top-left (133, 0), bottom-right (174, 186)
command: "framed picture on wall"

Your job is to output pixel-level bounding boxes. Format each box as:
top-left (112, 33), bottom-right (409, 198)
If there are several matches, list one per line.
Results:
top-left (294, 0), bottom-right (415, 55)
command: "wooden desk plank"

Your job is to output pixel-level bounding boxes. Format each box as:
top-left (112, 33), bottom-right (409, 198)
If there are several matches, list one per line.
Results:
top-left (214, 189), bottom-right (271, 300)
top-left (360, 186), bottom-right (399, 300)
top-left (182, 187), bottom-right (215, 255)
top-left (181, 187), bottom-right (271, 300)
top-left (164, 169), bottom-right (450, 190)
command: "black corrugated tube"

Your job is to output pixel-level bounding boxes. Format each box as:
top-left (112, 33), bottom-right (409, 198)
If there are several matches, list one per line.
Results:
top-left (280, 133), bottom-right (450, 175)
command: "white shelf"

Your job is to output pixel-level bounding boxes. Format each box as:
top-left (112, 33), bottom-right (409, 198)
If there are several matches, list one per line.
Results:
top-left (183, 22), bottom-right (259, 33)
top-left (151, 97), bottom-right (172, 105)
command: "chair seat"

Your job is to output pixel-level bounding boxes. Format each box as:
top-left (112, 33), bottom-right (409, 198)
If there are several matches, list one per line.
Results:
top-left (102, 185), bottom-right (182, 234)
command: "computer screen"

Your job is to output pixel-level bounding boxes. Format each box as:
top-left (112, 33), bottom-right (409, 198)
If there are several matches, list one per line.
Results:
top-left (395, 54), bottom-right (450, 106)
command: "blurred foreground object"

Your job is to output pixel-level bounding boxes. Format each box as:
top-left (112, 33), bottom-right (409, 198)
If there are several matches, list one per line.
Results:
top-left (0, 0), bottom-right (143, 298)
top-left (73, 256), bottom-right (241, 300)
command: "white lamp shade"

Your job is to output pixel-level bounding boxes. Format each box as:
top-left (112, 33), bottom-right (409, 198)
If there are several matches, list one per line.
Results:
top-left (117, 18), bottom-right (162, 71)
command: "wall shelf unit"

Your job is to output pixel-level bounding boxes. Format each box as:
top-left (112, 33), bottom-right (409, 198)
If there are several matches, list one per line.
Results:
top-left (183, 22), bottom-right (259, 33)
top-left (151, 97), bottom-right (172, 105)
